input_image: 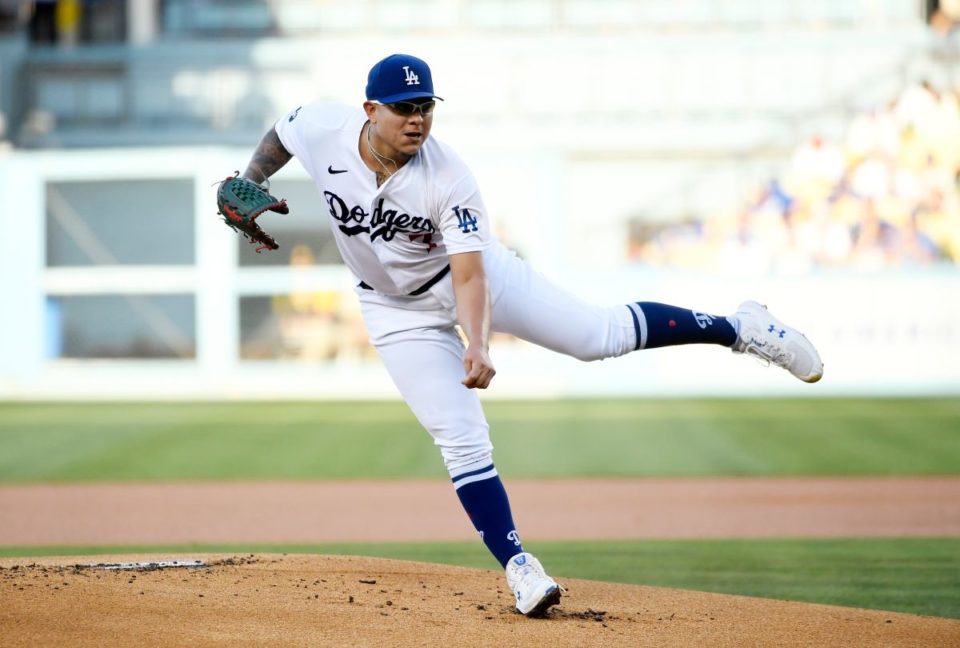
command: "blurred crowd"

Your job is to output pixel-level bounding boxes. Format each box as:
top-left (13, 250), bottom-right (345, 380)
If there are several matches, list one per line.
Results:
top-left (0, 0), bottom-right (122, 45)
top-left (631, 82), bottom-right (960, 273)
top-left (242, 244), bottom-right (376, 362)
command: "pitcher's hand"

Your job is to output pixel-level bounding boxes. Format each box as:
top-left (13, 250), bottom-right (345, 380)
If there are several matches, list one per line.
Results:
top-left (462, 345), bottom-right (496, 389)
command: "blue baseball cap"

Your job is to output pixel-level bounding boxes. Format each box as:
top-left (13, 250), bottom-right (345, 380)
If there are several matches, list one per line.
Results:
top-left (365, 53), bottom-right (444, 103)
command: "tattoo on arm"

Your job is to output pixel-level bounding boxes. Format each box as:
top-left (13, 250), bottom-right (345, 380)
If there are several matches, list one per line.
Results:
top-left (243, 128), bottom-right (292, 184)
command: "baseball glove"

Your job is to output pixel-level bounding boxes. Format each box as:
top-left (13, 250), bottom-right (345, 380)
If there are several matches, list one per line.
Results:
top-left (216, 172), bottom-right (289, 252)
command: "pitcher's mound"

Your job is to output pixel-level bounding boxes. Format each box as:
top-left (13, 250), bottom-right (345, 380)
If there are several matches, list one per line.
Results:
top-left (1, 554), bottom-right (956, 647)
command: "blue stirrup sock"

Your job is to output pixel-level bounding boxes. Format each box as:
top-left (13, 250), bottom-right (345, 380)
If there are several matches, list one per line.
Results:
top-left (627, 301), bottom-right (738, 349)
top-left (452, 464), bottom-right (523, 568)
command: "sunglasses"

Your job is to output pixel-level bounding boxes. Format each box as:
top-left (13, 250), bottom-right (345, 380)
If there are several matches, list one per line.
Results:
top-left (378, 100), bottom-right (436, 116)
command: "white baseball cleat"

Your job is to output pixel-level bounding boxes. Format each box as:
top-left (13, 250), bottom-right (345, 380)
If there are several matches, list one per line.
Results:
top-left (731, 300), bottom-right (824, 383)
top-left (505, 552), bottom-right (562, 617)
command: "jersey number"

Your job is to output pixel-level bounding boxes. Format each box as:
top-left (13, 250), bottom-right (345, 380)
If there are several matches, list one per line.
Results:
top-left (453, 206), bottom-right (478, 233)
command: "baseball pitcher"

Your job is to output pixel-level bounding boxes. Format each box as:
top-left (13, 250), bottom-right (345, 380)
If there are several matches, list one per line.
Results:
top-left (219, 53), bottom-right (823, 617)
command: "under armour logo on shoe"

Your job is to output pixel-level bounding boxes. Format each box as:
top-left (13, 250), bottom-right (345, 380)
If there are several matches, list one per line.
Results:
top-left (768, 324), bottom-right (786, 338)
top-left (513, 554), bottom-right (527, 566)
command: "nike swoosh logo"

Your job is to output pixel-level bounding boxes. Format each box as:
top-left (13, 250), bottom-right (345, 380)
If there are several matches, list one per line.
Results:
top-left (328, 165), bottom-right (348, 174)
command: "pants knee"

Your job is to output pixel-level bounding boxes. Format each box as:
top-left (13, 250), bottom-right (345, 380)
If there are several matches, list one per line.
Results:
top-left (570, 347), bottom-right (605, 362)
top-left (437, 440), bottom-right (494, 474)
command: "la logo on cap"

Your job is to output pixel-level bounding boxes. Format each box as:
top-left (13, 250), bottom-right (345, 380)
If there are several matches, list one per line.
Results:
top-left (403, 65), bottom-right (420, 86)
top-left (366, 53), bottom-right (442, 103)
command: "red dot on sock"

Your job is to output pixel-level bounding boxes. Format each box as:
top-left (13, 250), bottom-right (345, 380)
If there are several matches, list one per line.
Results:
top-left (668, 320), bottom-right (677, 328)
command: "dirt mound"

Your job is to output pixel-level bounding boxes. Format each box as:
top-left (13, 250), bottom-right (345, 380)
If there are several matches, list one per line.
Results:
top-left (1, 554), bottom-right (957, 647)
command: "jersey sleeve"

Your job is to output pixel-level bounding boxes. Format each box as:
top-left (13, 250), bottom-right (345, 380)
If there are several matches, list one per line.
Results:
top-left (273, 103), bottom-right (318, 172)
top-left (436, 171), bottom-right (491, 255)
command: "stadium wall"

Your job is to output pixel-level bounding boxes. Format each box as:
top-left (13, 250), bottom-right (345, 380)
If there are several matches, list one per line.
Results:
top-left (0, 146), bottom-right (956, 400)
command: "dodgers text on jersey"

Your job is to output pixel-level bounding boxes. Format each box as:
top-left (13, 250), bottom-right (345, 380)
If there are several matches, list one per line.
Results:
top-left (324, 190), bottom-right (436, 244)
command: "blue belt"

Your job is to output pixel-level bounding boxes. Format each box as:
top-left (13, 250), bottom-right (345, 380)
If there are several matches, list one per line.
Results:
top-left (358, 264), bottom-right (450, 296)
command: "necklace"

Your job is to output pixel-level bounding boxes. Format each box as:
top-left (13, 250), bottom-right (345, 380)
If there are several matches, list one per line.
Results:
top-left (366, 123), bottom-right (397, 187)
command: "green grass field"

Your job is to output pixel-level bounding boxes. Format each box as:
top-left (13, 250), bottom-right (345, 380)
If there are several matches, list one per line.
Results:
top-left (1, 398), bottom-right (958, 618)
top-left (1, 398), bottom-right (958, 481)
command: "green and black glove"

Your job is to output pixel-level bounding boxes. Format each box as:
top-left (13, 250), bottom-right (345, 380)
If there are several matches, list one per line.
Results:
top-left (216, 172), bottom-right (289, 252)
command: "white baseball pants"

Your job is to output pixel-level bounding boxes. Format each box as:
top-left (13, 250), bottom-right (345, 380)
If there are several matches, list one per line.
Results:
top-left (357, 240), bottom-right (638, 473)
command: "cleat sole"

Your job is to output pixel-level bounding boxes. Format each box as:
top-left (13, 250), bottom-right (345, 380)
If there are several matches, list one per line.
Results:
top-left (524, 585), bottom-right (561, 618)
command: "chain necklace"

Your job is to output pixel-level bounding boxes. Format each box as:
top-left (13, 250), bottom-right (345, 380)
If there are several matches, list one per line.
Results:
top-left (366, 122), bottom-right (398, 187)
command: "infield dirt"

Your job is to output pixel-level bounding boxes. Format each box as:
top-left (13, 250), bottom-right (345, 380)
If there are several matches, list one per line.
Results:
top-left (2, 553), bottom-right (959, 647)
top-left (3, 477), bottom-right (958, 545)
top-left (2, 478), bottom-right (959, 646)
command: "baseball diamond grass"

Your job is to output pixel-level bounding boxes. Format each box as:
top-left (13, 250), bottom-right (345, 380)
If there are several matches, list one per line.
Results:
top-left (2, 399), bottom-right (958, 620)
top-left (1, 398), bottom-right (959, 481)
top-left (0, 538), bottom-right (957, 619)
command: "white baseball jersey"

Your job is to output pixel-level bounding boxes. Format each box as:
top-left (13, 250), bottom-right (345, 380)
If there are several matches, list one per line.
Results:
top-left (275, 101), bottom-right (490, 296)
top-left (274, 100), bottom-right (636, 475)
